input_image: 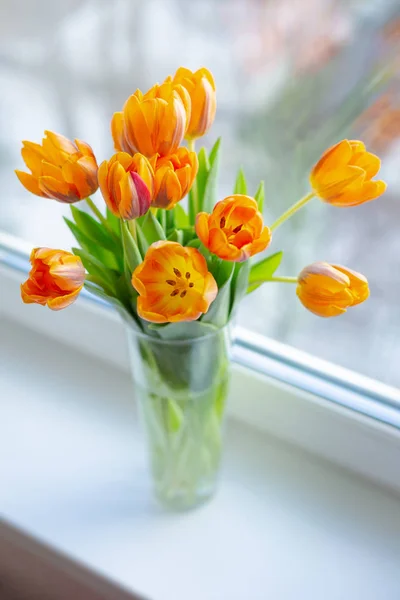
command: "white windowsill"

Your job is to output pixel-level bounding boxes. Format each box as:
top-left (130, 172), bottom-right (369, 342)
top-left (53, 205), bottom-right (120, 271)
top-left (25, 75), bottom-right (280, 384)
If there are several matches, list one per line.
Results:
top-left (1, 316), bottom-right (400, 600)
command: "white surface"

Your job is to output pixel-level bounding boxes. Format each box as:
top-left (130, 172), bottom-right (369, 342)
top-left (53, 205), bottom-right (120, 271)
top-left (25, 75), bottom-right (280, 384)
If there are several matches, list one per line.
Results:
top-left (1, 317), bottom-right (400, 600)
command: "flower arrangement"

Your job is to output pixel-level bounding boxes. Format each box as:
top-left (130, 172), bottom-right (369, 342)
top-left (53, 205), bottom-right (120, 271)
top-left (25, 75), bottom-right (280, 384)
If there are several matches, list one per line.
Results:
top-left (16, 67), bottom-right (387, 508)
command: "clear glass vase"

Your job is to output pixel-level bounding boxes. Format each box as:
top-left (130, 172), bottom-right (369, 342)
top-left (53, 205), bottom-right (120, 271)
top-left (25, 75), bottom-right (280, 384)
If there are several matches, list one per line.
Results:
top-left (126, 324), bottom-right (232, 510)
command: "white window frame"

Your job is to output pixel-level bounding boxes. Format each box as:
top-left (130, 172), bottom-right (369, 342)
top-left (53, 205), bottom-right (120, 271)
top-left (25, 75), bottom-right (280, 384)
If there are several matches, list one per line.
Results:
top-left (2, 231), bottom-right (400, 495)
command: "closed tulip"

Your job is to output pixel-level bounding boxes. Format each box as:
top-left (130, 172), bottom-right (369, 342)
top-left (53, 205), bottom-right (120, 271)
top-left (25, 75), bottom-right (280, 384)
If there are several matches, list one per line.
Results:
top-left (132, 241), bottom-right (218, 323)
top-left (111, 82), bottom-right (191, 158)
top-left (196, 195), bottom-right (271, 262)
top-left (310, 139), bottom-right (387, 207)
top-left (98, 152), bottom-right (153, 220)
top-left (15, 131), bottom-right (98, 203)
top-left (170, 67), bottom-right (216, 140)
top-left (152, 147), bottom-right (198, 209)
top-left (21, 248), bottom-right (85, 310)
top-left (297, 262), bottom-right (369, 317)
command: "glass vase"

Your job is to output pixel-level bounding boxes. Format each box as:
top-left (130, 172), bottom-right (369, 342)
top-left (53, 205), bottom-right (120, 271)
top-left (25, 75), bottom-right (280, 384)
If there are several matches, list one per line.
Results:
top-left (126, 324), bottom-right (232, 510)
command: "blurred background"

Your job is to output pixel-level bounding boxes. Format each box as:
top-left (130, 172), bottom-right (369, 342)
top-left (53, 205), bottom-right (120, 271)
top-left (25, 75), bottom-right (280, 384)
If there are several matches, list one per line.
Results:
top-left (1, 0), bottom-right (399, 386)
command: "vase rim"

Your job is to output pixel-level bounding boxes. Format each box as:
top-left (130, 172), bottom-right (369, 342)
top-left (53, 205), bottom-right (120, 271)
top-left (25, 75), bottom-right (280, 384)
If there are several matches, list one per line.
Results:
top-left (124, 320), bottom-right (233, 345)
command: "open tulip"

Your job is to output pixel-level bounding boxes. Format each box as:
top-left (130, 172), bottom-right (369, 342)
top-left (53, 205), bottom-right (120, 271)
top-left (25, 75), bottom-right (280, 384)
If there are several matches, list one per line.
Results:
top-left (15, 131), bottom-right (98, 203)
top-left (196, 195), bottom-right (271, 262)
top-left (111, 82), bottom-right (191, 158)
top-left (169, 67), bottom-right (216, 140)
top-left (310, 139), bottom-right (387, 206)
top-left (152, 147), bottom-right (198, 209)
top-left (297, 262), bottom-right (369, 317)
top-left (98, 152), bottom-right (152, 220)
top-left (132, 241), bottom-right (218, 323)
top-left (21, 248), bottom-right (85, 310)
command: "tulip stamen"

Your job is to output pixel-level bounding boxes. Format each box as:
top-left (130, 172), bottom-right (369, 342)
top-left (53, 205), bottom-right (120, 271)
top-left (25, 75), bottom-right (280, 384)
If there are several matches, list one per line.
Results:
top-left (185, 272), bottom-right (191, 279)
top-left (180, 290), bottom-right (187, 298)
top-left (173, 268), bottom-right (182, 277)
top-left (220, 217), bottom-right (226, 228)
top-left (166, 279), bottom-right (176, 286)
top-left (189, 282), bottom-right (194, 288)
top-left (170, 289), bottom-right (179, 297)
top-left (232, 225), bottom-right (242, 234)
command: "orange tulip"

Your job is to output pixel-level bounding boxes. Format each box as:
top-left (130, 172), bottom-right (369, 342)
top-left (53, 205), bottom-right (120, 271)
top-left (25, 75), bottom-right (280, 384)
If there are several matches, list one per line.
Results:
top-left (310, 139), bottom-right (387, 206)
top-left (98, 152), bottom-right (152, 220)
top-left (15, 131), bottom-right (98, 203)
top-left (21, 248), bottom-right (85, 311)
top-left (196, 195), bottom-right (271, 262)
top-left (152, 147), bottom-right (198, 209)
top-left (297, 262), bottom-right (369, 317)
top-left (132, 241), bottom-right (218, 323)
top-left (169, 67), bottom-right (216, 140)
top-left (111, 81), bottom-right (191, 158)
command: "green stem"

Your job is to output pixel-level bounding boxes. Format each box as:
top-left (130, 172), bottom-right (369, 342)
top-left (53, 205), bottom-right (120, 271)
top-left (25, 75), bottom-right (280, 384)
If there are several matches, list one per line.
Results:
top-left (188, 138), bottom-right (199, 219)
top-left (86, 197), bottom-right (118, 239)
top-left (270, 191), bottom-right (315, 232)
top-left (128, 219), bottom-right (137, 243)
top-left (251, 276), bottom-right (298, 286)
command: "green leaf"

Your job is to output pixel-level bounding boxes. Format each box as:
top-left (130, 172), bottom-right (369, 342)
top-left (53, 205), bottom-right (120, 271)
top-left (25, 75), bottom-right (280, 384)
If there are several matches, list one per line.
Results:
top-left (150, 321), bottom-right (218, 340)
top-left (196, 148), bottom-right (211, 209)
top-left (202, 260), bottom-right (234, 327)
top-left (202, 137), bottom-right (221, 214)
top-left (174, 204), bottom-right (190, 229)
top-left (135, 222), bottom-right (149, 257)
top-left (255, 181), bottom-right (265, 213)
top-left (156, 208), bottom-right (167, 231)
top-left (106, 207), bottom-right (121, 236)
top-left (166, 209), bottom-right (175, 232)
top-left (120, 221), bottom-right (142, 274)
top-left (234, 167), bottom-right (248, 194)
top-left (247, 251), bottom-right (283, 293)
top-left (64, 217), bottom-right (120, 271)
top-left (167, 229), bottom-right (184, 244)
top-left (186, 238), bottom-right (202, 249)
top-left (72, 247), bottom-right (117, 292)
top-left (229, 260), bottom-right (250, 317)
top-left (70, 205), bottom-right (116, 252)
top-left (141, 210), bottom-right (167, 245)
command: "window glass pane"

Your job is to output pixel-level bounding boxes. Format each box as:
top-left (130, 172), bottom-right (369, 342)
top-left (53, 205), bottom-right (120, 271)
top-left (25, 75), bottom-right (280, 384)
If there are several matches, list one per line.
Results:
top-left (1, 0), bottom-right (399, 385)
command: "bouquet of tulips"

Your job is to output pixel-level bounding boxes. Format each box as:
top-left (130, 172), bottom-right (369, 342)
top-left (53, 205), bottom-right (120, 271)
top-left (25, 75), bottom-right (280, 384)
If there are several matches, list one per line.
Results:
top-left (16, 67), bottom-right (387, 508)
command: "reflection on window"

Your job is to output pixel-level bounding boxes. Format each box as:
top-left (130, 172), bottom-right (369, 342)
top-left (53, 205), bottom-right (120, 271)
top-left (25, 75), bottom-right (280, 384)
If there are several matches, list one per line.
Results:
top-left (1, 0), bottom-right (399, 385)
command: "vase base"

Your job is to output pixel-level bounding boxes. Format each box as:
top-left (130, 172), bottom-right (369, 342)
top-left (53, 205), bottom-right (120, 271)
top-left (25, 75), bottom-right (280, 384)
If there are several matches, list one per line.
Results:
top-left (154, 482), bottom-right (217, 512)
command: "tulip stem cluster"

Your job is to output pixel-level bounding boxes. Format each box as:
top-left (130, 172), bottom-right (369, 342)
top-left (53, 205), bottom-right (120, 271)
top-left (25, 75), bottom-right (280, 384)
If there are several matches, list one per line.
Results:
top-left (188, 138), bottom-right (199, 215)
top-left (270, 191), bottom-right (315, 232)
top-left (85, 197), bottom-right (115, 237)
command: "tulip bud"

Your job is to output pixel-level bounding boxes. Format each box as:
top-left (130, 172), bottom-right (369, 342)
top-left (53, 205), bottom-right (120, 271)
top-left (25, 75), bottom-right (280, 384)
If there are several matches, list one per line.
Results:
top-left (152, 147), bottom-right (198, 209)
top-left (15, 131), bottom-right (98, 203)
top-left (21, 248), bottom-right (85, 310)
top-left (111, 82), bottom-right (190, 158)
top-left (297, 262), bottom-right (369, 317)
top-left (170, 67), bottom-right (216, 140)
top-left (98, 152), bottom-right (153, 220)
top-left (310, 139), bottom-right (387, 207)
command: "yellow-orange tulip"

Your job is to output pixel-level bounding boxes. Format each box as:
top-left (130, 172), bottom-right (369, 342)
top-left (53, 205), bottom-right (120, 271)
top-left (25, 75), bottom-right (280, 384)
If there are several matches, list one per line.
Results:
top-left (169, 67), bottom-right (216, 140)
top-left (111, 82), bottom-right (191, 158)
top-left (297, 262), bottom-right (369, 317)
top-left (132, 241), bottom-right (218, 323)
top-left (196, 195), bottom-right (271, 262)
top-left (15, 131), bottom-right (98, 203)
top-left (152, 147), bottom-right (198, 209)
top-left (310, 139), bottom-right (387, 206)
top-left (98, 152), bottom-right (152, 220)
top-left (21, 248), bottom-right (85, 311)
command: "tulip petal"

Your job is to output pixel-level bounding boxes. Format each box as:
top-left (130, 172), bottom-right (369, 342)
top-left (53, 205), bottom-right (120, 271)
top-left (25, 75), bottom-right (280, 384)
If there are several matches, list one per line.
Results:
top-left (111, 112), bottom-right (126, 152)
top-left (21, 142), bottom-right (45, 175)
top-left (195, 212), bottom-right (210, 246)
top-left (44, 130), bottom-right (78, 154)
top-left (311, 140), bottom-right (352, 177)
top-left (39, 176), bottom-right (78, 203)
top-left (350, 151), bottom-right (381, 180)
top-left (47, 287), bottom-right (82, 311)
top-left (15, 170), bottom-right (44, 197)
